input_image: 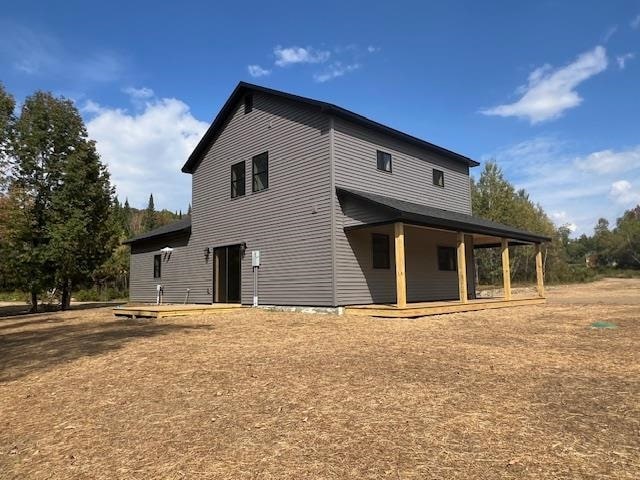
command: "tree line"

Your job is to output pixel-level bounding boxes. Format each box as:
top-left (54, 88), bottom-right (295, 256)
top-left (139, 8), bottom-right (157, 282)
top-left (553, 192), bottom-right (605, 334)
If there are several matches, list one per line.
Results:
top-left (472, 161), bottom-right (640, 285)
top-left (0, 85), bottom-right (186, 310)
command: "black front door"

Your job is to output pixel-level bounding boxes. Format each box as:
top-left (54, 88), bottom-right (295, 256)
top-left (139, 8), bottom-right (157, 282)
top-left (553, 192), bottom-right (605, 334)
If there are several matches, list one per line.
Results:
top-left (213, 245), bottom-right (241, 303)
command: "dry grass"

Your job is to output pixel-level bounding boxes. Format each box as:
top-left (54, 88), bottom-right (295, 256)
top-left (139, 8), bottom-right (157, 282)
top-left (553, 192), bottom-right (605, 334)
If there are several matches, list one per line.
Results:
top-left (1, 279), bottom-right (639, 479)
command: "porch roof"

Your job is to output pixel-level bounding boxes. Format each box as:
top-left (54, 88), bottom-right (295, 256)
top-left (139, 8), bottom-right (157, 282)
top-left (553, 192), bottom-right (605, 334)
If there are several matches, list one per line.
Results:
top-left (337, 187), bottom-right (551, 244)
top-left (123, 217), bottom-right (191, 245)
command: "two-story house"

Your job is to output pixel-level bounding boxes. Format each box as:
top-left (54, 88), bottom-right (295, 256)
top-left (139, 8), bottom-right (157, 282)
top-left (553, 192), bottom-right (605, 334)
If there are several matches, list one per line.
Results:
top-left (124, 82), bottom-right (549, 316)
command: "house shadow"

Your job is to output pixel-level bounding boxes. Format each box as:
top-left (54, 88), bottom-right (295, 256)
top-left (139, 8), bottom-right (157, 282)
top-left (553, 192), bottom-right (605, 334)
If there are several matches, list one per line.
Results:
top-left (0, 301), bottom-right (127, 319)
top-left (0, 314), bottom-right (213, 383)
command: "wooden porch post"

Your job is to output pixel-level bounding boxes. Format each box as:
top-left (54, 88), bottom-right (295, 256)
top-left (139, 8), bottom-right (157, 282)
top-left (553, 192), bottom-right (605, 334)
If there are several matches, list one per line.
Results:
top-left (457, 232), bottom-right (468, 304)
top-left (501, 238), bottom-right (512, 300)
top-left (394, 222), bottom-right (407, 308)
top-left (535, 243), bottom-right (545, 298)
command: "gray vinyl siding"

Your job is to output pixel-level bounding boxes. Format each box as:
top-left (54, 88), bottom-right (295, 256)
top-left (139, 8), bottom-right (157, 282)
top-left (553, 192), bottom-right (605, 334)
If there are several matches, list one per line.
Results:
top-left (333, 117), bottom-right (472, 215)
top-left (332, 116), bottom-right (473, 305)
top-left (187, 92), bottom-right (332, 305)
top-left (130, 232), bottom-right (196, 303)
top-left (338, 225), bottom-right (466, 304)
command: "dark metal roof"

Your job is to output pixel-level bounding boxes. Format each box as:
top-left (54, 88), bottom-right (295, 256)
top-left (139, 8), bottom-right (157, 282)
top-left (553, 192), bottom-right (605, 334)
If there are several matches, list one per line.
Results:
top-left (181, 81), bottom-right (480, 173)
top-left (123, 217), bottom-right (191, 245)
top-left (337, 187), bottom-right (552, 244)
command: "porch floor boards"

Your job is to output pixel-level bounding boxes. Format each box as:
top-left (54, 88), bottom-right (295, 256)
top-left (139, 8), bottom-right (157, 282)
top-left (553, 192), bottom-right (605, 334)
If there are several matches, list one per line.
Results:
top-left (345, 296), bottom-right (546, 318)
top-left (113, 303), bottom-right (244, 319)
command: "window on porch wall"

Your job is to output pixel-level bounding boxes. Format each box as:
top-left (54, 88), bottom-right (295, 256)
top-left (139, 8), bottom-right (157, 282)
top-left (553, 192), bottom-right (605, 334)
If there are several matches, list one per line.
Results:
top-left (437, 246), bottom-right (456, 271)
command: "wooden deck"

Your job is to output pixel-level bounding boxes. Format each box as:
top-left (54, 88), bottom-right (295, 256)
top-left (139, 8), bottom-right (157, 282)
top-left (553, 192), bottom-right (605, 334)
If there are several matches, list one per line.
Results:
top-left (113, 303), bottom-right (244, 319)
top-left (345, 296), bottom-right (546, 318)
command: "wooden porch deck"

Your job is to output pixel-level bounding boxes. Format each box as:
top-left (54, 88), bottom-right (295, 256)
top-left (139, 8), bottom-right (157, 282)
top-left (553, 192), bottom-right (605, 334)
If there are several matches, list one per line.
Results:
top-left (345, 296), bottom-right (546, 318)
top-left (113, 303), bottom-right (244, 319)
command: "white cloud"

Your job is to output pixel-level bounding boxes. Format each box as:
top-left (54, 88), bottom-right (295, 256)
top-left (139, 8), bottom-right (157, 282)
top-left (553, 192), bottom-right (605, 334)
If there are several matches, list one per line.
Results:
top-left (481, 46), bottom-right (608, 124)
top-left (85, 95), bottom-right (208, 210)
top-left (610, 180), bottom-right (640, 205)
top-left (248, 43), bottom-right (376, 82)
top-left (123, 86), bottom-right (154, 99)
top-left (550, 211), bottom-right (577, 232)
top-left (631, 14), bottom-right (640, 29)
top-left (247, 64), bottom-right (271, 78)
top-left (616, 52), bottom-right (635, 69)
top-left (81, 99), bottom-right (105, 115)
top-left (485, 137), bottom-right (640, 235)
top-left (575, 146), bottom-right (640, 174)
top-left (273, 46), bottom-right (330, 66)
top-left (313, 62), bottom-right (360, 82)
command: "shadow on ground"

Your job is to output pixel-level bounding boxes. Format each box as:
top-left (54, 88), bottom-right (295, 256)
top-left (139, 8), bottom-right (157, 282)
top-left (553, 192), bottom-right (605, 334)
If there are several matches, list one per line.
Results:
top-left (0, 316), bottom-right (213, 383)
top-left (0, 302), bottom-right (127, 319)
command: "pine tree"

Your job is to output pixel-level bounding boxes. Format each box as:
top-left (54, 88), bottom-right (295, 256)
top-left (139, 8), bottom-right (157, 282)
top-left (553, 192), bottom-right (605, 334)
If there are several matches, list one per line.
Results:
top-left (6, 91), bottom-right (82, 310)
top-left (187, 203), bottom-right (192, 216)
top-left (122, 198), bottom-right (132, 237)
top-left (5, 90), bottom-right (116, 310)
top-left (48, 140), bottom-right (116, 309)
top-left (141, 194), bottom-right (158, 232)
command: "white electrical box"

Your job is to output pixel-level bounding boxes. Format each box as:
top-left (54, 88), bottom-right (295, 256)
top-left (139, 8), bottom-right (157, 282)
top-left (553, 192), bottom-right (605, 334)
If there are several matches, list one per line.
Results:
top-left (251, 250), bottom-right (261, 267)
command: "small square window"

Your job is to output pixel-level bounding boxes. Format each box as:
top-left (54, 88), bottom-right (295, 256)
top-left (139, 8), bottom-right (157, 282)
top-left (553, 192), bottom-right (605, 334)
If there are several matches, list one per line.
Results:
top-left (372, 233), bottom-right (390, 269)
top-left (376, 150), bottom-right (392, 172)
top-left (433, 169), bottom-right (444, 187)
top-left (437, 246), bottom-right (456, 271)
top-left (231, 161), bottom-right (245, 198)
top-left (244, 94), bottom-right (253, 114)
top-left (252, 152), bottom-right (269, 192)
top-left (153, 254), bottom-right (161, 278)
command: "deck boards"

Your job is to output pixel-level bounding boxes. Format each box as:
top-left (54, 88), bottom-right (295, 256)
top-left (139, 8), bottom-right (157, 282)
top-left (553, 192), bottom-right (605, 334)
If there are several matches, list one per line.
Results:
top-left (113, 303), bottom-right (244, 319)
top-left (345, 296), bottom-right (545, 318)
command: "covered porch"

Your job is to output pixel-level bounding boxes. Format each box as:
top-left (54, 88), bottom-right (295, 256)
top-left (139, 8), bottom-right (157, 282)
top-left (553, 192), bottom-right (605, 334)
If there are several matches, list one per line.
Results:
top-left (337, 188), bottom-right (550, 318)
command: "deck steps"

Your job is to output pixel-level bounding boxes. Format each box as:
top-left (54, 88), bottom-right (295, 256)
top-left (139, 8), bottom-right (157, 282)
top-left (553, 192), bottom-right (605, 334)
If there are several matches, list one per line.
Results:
top-left (113, 303), bottom-right (244, 319)
top-left (345, 297), bottom-right (546, 318)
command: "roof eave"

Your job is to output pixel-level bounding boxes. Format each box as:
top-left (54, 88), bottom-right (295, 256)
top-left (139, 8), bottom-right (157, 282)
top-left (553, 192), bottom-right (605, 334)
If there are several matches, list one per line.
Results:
top-left (122, 225), bottom-right (191, 245)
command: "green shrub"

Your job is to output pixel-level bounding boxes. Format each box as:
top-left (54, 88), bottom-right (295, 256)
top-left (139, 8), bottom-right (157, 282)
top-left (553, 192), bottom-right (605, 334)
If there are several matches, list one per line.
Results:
top-left (73, 287), bottom-right (128, 302)
top-left (0, 290), bottom-right (29, 302)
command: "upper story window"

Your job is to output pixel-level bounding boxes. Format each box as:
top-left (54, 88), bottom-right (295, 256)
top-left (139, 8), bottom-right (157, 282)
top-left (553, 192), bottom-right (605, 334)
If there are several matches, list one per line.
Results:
top-left (244, 94), bottom-right (253, 114)
top-left (437, 246), bottom-right (456, 271)
top-left (433, 169), bottom-right (444, 188)
top-left (372, 233), bottom-right (390, 269)
top-left (376, 150), bottom-right (392, 172)
top-left (153, 254), bottom-right (161, 278)
top-left (252, 152), bottom-right (269, 192)
top-left (231, 161), bottom-right (245, 198)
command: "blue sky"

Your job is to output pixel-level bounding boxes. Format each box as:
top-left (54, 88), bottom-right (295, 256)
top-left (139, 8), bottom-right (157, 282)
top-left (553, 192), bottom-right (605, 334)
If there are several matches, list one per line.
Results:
top-left (1, 1), bottom-right (639, 235)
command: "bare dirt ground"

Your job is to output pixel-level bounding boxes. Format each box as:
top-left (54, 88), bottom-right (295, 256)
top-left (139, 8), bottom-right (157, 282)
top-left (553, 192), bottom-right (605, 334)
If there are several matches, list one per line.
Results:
top-left (0, 279), bottom-right (638, 479)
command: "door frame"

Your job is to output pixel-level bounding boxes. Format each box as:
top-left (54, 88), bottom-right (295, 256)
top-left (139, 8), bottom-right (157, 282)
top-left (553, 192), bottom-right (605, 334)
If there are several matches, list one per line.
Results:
top-left (212, 243), bottom-right (242, 303)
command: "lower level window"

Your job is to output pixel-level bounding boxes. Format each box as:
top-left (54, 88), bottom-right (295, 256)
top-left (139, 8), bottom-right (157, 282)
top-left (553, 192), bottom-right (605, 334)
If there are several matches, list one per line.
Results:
top-left (154, 254), bottom-right (161, 278)
top-left (437, 246), bottom-right (456, 271)
top-left (372, 233), bottom-right (390, 269)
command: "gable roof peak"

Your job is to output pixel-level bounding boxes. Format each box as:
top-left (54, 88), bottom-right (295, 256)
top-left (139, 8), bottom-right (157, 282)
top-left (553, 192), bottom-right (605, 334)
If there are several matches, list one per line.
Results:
top-left (181, 82), bottom-right (479, 174)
